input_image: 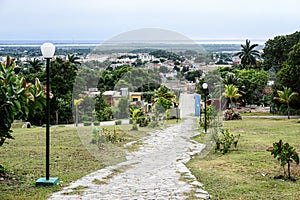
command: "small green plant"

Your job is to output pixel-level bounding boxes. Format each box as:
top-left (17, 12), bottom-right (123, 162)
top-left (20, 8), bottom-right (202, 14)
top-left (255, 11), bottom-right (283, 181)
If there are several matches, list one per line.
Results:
top-left (0, 164), bottom-right (5, 174)
top-left (267, 139), bottom-right (299, 180)
top-left (200, 105), bottom-right (218, 129)
top-left (91, 127), bottom-right (99, 144)
top-left (92, 127), bottom-right (125, 149)
top-left (215, 129), bottom-right (240, 154)
top-left (137, 116), bottom-right (150, 127)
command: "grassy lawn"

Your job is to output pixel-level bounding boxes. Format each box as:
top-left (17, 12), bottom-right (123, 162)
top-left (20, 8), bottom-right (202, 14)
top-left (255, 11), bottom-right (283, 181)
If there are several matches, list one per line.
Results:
top-left (0, 122), bottom-right (156, 200)
top-left (187, 118), bottom-right (300, 200)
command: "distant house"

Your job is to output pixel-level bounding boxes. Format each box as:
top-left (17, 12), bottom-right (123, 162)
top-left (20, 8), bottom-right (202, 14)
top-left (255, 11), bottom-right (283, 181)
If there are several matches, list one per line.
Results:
top-left (129, 92), bottom-right (143, 102)
top-left (232, 56), bottom-right (241, 65)
top-left (79, 87), bottom-right (100, 97)
top-left (138, 53), bottom-right (154, 62)
top-left (103, 90), bottom-right (122, 106)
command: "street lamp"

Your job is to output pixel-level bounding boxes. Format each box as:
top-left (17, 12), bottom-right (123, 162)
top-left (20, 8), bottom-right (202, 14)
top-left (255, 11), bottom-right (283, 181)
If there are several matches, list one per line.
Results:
top-left (202, 82), bottom-right (208, 133)
top-left (36, 43), bottom-right (59, 186)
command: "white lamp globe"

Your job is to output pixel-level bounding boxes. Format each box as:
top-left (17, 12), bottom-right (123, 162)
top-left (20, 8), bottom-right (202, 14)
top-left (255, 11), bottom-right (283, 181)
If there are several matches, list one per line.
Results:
top-left (202, 82), bottom-right (208, 89)
top-left (41, 43), bottom-right (55, 58)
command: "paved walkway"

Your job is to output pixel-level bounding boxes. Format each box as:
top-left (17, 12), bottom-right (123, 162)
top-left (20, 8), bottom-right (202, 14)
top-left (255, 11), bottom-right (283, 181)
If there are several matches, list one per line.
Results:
top-left (49, 118), bottom-right (209, 200)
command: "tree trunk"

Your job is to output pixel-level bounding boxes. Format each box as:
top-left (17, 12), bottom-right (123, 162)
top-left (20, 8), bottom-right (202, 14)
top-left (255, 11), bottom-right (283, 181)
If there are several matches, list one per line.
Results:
top-left (75, 106), bottom-right (78, 127)
top-left (288, 161), bottom-right (291, 179)
top-left (55, 110), bottom-right (59, 125)
top-left (287, 104), bottom-right (290, 119)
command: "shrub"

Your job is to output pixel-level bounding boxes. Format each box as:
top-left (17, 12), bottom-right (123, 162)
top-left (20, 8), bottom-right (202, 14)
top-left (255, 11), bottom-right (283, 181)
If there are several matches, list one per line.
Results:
top-left (215, 129), bottom-right (240, 154)
top-left (91, 127), bottom-right (99, 144)
top-left (267, 139), bottom-right (299, 180)
top-left (137, 116), bottom-right (150, 127)
top-left (83, 121), bottom-right (92, 126)
top-left (91, 127), bottom-right (125, 149)
top-left (115, 120), bottom-right (122, 125)
top-left (200, 105), bottom-right (219, 129)
top-left (93, 121), bottom-right (100, 126)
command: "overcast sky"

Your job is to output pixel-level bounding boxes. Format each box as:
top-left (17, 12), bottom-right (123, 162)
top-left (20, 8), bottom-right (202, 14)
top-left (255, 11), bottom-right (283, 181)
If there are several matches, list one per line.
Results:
top-left (0, 0), bottom-right (299, 42)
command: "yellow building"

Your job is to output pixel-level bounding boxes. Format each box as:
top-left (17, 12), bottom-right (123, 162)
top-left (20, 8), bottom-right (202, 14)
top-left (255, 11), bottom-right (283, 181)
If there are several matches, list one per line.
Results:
top-left (129, 92), bottom-right (143, 102)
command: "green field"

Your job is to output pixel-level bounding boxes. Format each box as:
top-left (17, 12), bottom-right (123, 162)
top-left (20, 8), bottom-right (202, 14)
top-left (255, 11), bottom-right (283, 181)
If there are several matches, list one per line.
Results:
top-left (187, 118), bottom-right (300, 200)
top-left (0, 123), bottom-right (151, 200)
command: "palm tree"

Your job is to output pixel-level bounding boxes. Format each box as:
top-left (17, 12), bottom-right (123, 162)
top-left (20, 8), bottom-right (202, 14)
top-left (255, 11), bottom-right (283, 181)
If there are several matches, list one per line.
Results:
top-left (274, 87), bottom-right (298, 119)
top-left (153, 85), bottom-right (176, 114)
top-left (234, 39), bottom-right (260, 67)
top-left (222, 72), bottom-right (240, 85)
top-left (26, 58), bottom-right (44, 73)
top-left (67, 54), bottom-right (81, 66)
top-left (223, 84), bottom-right (242, 108)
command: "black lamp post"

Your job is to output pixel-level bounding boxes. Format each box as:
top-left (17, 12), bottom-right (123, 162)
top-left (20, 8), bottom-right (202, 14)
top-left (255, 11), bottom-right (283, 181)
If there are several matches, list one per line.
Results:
top-left (36, 43), bottom-right (59, 186)
top-left (202, 82), bottom-right (208, 133)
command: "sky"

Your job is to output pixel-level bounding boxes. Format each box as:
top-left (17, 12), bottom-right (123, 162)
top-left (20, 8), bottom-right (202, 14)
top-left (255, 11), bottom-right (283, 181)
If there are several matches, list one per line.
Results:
top-left (0, 0), bottom-right (299, 42)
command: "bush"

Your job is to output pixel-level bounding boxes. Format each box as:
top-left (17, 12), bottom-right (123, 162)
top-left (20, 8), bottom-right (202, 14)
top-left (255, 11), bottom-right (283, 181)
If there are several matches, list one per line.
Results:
top-left (200, 105), bottom-right (219, 129)
top-left (83, 121), bottom-right (92, 126)
top-left (137, 116), bottom-right (150, 127)
top-left (93, 121), bottom-right (100, 126)
top-left (115, 120), bottom-right (122, 125)
top-left (91, 127), bottom-right (125, 149)
top-left (215, 129), bottom-right (240, 154)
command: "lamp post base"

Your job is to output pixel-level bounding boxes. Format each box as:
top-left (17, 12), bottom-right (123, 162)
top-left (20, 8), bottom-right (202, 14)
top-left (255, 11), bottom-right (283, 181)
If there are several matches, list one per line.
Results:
top-left (36, 177), bottom-right (59, 186)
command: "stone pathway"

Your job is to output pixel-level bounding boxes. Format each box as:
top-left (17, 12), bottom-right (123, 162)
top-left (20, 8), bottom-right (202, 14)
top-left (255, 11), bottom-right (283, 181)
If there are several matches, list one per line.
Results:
top-left (49, 118), bottom-right (209, 200)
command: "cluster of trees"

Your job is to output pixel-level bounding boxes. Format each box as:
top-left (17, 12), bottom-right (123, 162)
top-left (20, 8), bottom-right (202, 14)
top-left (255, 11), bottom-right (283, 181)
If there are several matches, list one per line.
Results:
top-left (196, 31), bottom-right (300, 114)
top-left (2, 31), bottom-right (299, 141)
top-left (14, 55), bottom-right (80, 125)
top-left (149, 50), bottom-right (185, 62)
top-left (88, 65), bottom-right (162, 122)
top-left (263, 32), bottom-right (300, 112)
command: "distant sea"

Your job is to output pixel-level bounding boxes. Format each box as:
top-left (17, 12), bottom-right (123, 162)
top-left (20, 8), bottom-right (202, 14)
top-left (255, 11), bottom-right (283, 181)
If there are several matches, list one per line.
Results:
top-left (0, 39), bottom-right (266, 47)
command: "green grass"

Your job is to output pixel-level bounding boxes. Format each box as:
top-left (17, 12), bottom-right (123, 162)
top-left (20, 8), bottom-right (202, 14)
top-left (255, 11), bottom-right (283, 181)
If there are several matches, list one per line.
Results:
top-left (0, 123), bottom-right (150, 200)
top-left (187, 118), bottom-right (300, 200)
top-left (240, 111), bottom-right (278, 116)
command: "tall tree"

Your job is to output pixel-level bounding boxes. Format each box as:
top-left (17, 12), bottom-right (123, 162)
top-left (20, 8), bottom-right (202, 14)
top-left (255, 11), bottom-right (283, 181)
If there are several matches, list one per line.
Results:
top-left (236, 69), bottom-right (269, 105)
top-left (234, 39), bottom-right (260, 67)
top-left (262, 31), bottom-right (300, 72)
top-left (274, 87), bottom-right (298, 119)
top-left (45, 57), bottom-right (78, 124)
top-left (276, 40), bottom-right (300, 109)
top-left (153, 85), bottom-right (176, 113)
top-left (94, 93), bottom-right (113, 122)
top-left (277, 41), bottom-right (300, 94)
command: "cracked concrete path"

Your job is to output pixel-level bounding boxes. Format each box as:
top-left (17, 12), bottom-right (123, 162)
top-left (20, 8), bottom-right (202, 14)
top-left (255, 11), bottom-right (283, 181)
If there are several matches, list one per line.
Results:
top-left (49, 94), bottom-right (209, 199)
